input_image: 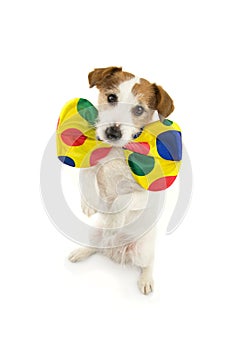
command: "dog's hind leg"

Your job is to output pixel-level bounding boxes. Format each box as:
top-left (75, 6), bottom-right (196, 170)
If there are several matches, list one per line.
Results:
top-left (68, 247), bottom-right (97, 263)
top-left (138, 265), bottom-right (154, 295)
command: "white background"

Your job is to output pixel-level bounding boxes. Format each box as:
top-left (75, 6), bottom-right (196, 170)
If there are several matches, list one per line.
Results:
top-left (1, 0), bottom-right (232, 349)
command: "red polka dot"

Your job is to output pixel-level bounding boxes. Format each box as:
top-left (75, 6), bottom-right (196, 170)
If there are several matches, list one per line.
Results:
top-left (61, 128), bottom-right (87, 146)
top-left (124, 142), bottom-right (150, 155)
top-left (148, 176), bottom-right (177, 191)
top-left (90, 147), bottom-right (112, 166)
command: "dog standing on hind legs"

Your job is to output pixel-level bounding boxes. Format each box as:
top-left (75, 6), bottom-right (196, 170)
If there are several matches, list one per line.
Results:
top-left (68, 66), bottom-right (177, 295)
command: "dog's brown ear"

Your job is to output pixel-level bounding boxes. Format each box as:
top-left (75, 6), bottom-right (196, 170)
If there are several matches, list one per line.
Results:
top-left (88, 66), bottom-right (123, 88)
top-left (153, 84), bottom-right (174, 118)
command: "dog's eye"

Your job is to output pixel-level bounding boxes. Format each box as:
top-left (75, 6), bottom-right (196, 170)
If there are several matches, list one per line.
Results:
top-left (132, 105), bottom-right (145, 116)
top-left (107, 94), bottom-right (118, 104)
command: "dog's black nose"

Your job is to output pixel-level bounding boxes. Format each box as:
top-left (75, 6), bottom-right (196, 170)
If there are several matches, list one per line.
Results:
top-left (105, 124), bottom-right (122, 140)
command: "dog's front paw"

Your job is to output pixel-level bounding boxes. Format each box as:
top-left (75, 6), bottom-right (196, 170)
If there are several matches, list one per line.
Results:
top-left (81, 201), bottom-right (97, 217)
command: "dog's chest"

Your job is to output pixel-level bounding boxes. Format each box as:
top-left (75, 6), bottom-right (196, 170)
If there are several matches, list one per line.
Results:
top-left (95, 148), bottom-right (141, 200)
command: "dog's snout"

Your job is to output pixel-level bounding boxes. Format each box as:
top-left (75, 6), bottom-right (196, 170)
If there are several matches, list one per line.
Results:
top-left (105, 124), bottom-right (122, 140)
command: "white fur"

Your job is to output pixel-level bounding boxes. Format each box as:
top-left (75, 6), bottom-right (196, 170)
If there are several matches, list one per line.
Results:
top-left (74, 148), bottom-right (158, 283)
top-left (69, 76), bottom-right (177, 295)
top-left (118, 77), bottom-right (141, 104)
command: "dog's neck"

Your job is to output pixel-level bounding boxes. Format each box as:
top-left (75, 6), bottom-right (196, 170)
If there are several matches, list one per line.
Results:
top-left (98, 146), bottom-right (125, 163)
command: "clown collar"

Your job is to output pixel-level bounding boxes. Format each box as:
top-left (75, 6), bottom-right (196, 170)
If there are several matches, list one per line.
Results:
top-left (56, 98), bottom-right (182, 191)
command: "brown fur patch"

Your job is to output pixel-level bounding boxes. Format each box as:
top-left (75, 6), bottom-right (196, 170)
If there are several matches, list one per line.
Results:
top-left (154, 85), bottom-right (175, 117)
top-left (132, 79), bottom-right (174, 117)
top-left (88, 66), bottom-right (134, 90)
top-left (132, 78), bottom-right (157, 109)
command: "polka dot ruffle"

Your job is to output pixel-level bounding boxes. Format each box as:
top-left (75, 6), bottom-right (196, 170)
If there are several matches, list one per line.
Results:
top-left (56, 98), bottom-right (182, 191)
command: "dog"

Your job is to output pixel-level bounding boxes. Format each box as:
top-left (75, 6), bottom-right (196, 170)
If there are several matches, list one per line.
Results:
top-left (68, 66), bottom-right (177, 295)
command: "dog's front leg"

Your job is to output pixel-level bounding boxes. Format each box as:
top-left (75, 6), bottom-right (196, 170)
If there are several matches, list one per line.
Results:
top-left (79, 167), bottom-right (99, 217)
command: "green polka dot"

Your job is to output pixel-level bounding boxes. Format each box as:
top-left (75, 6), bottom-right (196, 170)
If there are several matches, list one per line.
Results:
top-left (128, 153), bottom-right (155, 176)
top-left (77, 98), bottom-right (98, 125)
top-left (163, 119), bottom-right (173, 126)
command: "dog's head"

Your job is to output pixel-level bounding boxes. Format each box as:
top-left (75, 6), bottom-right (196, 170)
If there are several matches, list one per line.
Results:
top-left (88, 66), bottom-right (174, 147)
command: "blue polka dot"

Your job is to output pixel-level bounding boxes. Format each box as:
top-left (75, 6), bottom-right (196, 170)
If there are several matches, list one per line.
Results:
top-left (58, 156), bottom-right (75, 167)
top-left (156, 131), bottom-right (182, 161)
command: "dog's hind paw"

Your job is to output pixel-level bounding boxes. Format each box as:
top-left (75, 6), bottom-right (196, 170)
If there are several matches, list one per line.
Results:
top-left (138, 278), bottom-right (154, 295)
top-left (138, 267), bottom-right (154, 295)
top-left (68, 248), bottom-right (96, 263)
